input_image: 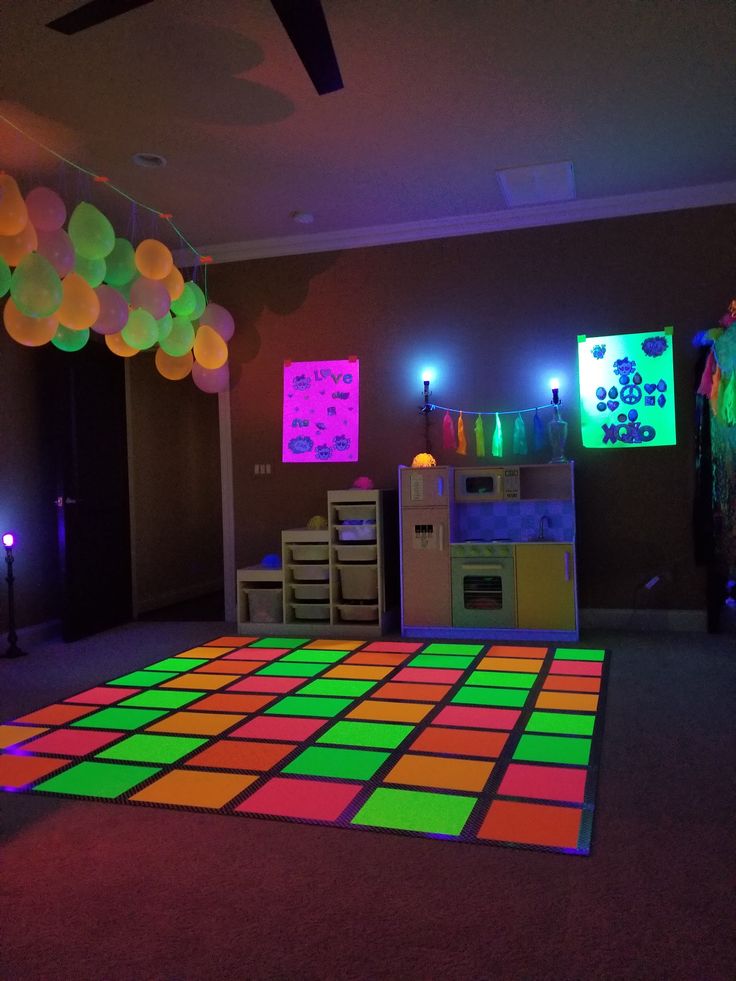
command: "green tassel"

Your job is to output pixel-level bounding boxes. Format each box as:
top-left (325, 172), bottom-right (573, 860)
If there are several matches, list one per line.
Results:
top-left (512, 413), bottom-right (528, 454)
top-left (720, 371), bottom-right (736, 425)
top-left (474, 414), bottom-right (485, 456)
top-left (492, 412), bottom-right (503, 457)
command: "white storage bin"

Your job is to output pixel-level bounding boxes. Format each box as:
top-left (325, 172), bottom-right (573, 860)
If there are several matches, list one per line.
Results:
top-left (290, 564), bottom-right (330, 582)
top-left (290, 543), bottom-right (329, 562)
top-left (335, 544), bottom-right (377, 562)
top-left (292, 582), bottom-right (330, 601)
top-left (335, 505), bottom-right (376, 522)
top-left (336, 523), bottom-right (376, 542)
top-left (337, 603), bottom-right (379, 622)
top-left (246, 588), bottom-right (283, 623)
top-left (339, 565), bottom-right (378, 600)
top-left (291, 602), bottom-right (330, 620)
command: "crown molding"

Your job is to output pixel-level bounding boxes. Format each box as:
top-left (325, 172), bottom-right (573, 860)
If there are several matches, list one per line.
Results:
top-left (175, 180), bottom-right (736, 267)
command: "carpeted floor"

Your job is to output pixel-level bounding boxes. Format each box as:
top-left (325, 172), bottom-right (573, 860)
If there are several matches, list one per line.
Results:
top-left (1, 621), bottom-right (733, 981)
top-left (1, 635), bottom-right (608, 854)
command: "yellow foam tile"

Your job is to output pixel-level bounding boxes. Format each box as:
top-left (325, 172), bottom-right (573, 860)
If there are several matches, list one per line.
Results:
top-left (0, 724), bottom-right (49, 749)
top-left (161, 672), bottom-right (240, 691)
top-left (535, 691), bottom-right (599, 712)
top-left (301, 639), bottom-right (365, 650)
top-left (175, 646), bottom-right (236, 659)
top-left (346, 700), bottom-right (434, 723)
top-left (324, 665), bottom-right (392, 680)
top-left (146, 711), bottom-right (247, 735)
top-left (477, 657), bottom-right (543, 673)
top-left (130, 770), bottom-right (258, 808)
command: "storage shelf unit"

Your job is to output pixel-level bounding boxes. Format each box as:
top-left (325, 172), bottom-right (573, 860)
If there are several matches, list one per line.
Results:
top-left (236, 564), bottom-right (284, 634)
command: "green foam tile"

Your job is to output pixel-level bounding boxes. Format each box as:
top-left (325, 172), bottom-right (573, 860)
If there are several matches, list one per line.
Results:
top-left (554, 648), bottom-right (605, 661)
top-left (526, 711), bottom-right (595, 736)
top-left (118, 690), bottom-right (204, 709)
top-left (452, 686), bottom-right (528, 708)
top-left (96, 734), bottom-right (208, 765)
top-left (317, 720), bottom-right (414, 749)
top-left (34, 761), bottom-right (161, 798)
top-left (352, 787), bottom-right (476, 836)
top-left (408, 654), bottom-right (475, 669)
top-left (299, 679), bottom-right (377, 698)
top-left (248, 637), bottom-right (310, 649)
top-left (282, 745), bottom-right (389, 780)
top-left (514, 733), bottom-right (592, 766)
top-left (144, 657), bottom-right (209, 672)
top-left (422, 643), bottom-right (484, 657)
top-left (265, 695), bottom-right (353, 718)
top-left (281, 649), bottom-right (348, 663)
top-left (107, 671), bottom-right (178, 688)
top-left (466, 670), bottom-right (535, 689)
top-left (256, 662), bottom-right (327, 677)
top-left (71, 706), bottom-right (170, 730)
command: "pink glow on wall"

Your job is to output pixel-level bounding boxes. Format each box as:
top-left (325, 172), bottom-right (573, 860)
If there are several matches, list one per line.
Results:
top-left (282, 358), bottom-right (359, 463)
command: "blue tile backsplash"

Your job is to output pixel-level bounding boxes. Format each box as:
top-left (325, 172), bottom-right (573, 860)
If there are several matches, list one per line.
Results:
top-left (453, 500), bottom-right (575, 543)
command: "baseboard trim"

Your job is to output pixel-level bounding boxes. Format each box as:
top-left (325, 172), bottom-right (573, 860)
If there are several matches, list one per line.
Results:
top-left (579, 607), bottom-right (707, 631)
top-left (15, 619), bottom-right (63, 644)
top-left (136, 579), bottom-right (223, 614)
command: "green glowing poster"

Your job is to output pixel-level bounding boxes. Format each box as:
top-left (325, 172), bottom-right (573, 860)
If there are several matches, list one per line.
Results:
top-left (577, 328), bottom-right (676, 448)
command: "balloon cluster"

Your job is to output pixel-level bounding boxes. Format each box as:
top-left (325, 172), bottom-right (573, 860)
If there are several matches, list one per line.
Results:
top-left (0, 174), bottom-right (232, 393)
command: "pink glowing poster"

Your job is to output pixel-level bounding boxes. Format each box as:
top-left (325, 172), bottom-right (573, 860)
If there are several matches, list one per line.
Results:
top-left (282, 358), bottom-right (359, 463)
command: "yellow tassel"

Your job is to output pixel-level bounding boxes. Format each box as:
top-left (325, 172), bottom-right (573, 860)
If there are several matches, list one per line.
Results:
top-left (457, 411), bottom-right (467, 455)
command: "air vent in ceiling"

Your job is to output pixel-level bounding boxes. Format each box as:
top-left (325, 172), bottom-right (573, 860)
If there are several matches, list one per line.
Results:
top-left (496, 161), bottom-right (576, 208)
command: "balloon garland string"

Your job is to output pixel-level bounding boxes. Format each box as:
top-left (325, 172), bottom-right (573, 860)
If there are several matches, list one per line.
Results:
top-left (429, 402), bottom-right (552, 416)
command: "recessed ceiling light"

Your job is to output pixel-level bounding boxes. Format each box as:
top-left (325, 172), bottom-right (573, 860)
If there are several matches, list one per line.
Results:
top-left (290, 210), bottom-right (314, 224)
top-left (496, 161), bottom-right (575, 207)
top-left (132, 152), bottom-right (167, 169)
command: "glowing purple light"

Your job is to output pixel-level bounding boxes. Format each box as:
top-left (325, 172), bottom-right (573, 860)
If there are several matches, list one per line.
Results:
top-left (2, 532), bottom-right (14, 548)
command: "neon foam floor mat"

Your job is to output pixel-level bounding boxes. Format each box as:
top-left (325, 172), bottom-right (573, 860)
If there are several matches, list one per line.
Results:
top-left (0, 636), bottom-right (609, 854)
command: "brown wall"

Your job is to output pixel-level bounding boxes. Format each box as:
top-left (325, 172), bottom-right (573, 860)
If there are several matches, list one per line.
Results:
top-left (212, 205), bottom-right (735, 611)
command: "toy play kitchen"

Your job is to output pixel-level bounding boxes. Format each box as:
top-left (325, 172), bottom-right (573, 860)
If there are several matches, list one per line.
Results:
top-left (399, 463), bottom-right (578, 641)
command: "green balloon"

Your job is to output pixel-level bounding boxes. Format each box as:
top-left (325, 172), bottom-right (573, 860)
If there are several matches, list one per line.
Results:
top-left (156, 312), bottom-right (173, 343)
top-left (170, 282), bottom-right (196, 318)
top-left (52, 326), bottom-right (90, 352)
top-left (159, 316), bottom-right (195, 356)
top-left (0, 257), bottom-right (10, 298)
top-left (10, 253), bottom-right (62, 317)
top-left (188, 281), bottom-right (206, 319)
top-left (104, 237), bottom-right (137, 286)
top-left (122, 308), bottom-right (158, 350)
top-left (74, 252), bottom-right (106, 288)
top-left (68, 202), bottom-right (115, 260)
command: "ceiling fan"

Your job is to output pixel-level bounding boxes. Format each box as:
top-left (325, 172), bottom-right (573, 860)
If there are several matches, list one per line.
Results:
top-left (46, 0), bottom-right (344, 95)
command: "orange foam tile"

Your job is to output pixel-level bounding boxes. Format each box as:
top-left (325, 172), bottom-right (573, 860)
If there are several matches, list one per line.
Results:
top-left (477, 799), bottom-right (583, 849)
top-left (146, 711), bottom-right (246, 736)
top-left (301, 639), bottom-right (364, 650)
top-left (535, 691), bottom-right (599, 712)
top-left (175, 646), bottom-right (235, 660)
top-left (346, 700), bottom-right (435, 723)
top-left (13, 704), bottom-right (97, 726)
top-left (162, 673), bottom-right (240, 691)
top-left (487, 645), bottom-right (548, 658)
top-left (184, 739), bottom-right (296, 771)
top-left (186, 693), bottom-right (275, 713)
top-left (0, 725), bottom-right (48, 749)
top-left (0, 754), bottom-right (72, 789)
top-left (204, 637), bottom-right (257, 647)
top-left (323, 665), bottom-right (392, 680)
top-left (371, 682), bottom-right (451, 702)
top-left (409, 727), bottom-right (508, 759)
top-left (384, 753), bottom-right (494, 793)
top-left (131, 769), bottom-right (258, 808)
top-left (193, 661), bottom-right (264, 675)
top-left (543, 675), bottom-right (601, 693)
top-left (344, 652), bottom-right (411, 667)
top-left (476, 657), bottom-right (543, 673)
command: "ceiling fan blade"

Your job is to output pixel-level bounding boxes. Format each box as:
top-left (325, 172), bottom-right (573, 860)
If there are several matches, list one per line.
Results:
top-left (270, 0), bottom-right (344, 95)
top-left (47, 0), bottom-right (155, 35)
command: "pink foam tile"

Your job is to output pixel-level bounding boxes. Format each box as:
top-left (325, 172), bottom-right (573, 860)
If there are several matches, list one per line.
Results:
top-left (64, 686), bottom-right (140, 705)
top-left (236, 776), bottom-right (363, 821)
top-left (222, 648), bottom-right (291, 662)
top-left (432, 705), bottom-right (521, 730)
top-left (229, 716), bottom-right (328, 742)
top-left (21, 728), bottom-right (125, 757)
top-left (360, 641), bottom-right (423, 653)
top-left (549, 660), bottom-right (602, 677)
top-left (393, 667), bottom-right (464, 684)
top-left (0, 754), bottom-right (73, 790)
top-left (226, 676), bottom-right (307, 694)
top-left (497, 763), bottom-right (588, 803)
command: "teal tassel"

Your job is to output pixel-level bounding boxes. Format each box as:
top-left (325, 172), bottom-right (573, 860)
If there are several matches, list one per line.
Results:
top-left (512, 413), bottom-right (528, 454)
top-left (491, 412), bottom-right (503, 457)
top-left (533, 409), bottom-right (546, 450)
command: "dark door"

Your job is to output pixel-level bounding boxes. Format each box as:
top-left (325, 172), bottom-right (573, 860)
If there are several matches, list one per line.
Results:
top-left (46, 337), bottom-right (132, 641)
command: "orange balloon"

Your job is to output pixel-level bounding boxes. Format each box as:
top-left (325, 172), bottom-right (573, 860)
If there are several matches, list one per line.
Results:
top-left (105, 331), bottom-right (139, 357)
top-left (0, 174), bottom-right (30, 236)
top-left (155, 347), bottom-right (193, 380)
top-left (0, 219), bottom-right (38, 267)
top-left (3, 297), bottom-right (58, 346)
top-left (161, 263), bottom-right (185, 301)
top-left (134, 239), bottom-right (173, 280)
top-left (58, 271), bottom-right (101, 330)
top-left (193, 323), bottom-right (228, 369)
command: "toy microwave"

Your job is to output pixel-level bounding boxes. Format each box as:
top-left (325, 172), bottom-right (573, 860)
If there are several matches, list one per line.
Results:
top-left (454, 466), bottom-right (520, 502)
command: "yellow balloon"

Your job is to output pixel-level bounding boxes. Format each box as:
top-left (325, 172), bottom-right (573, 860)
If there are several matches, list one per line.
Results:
top-left (193, 323), bottom-right (228, 369)
top-left (155, 347), bottom-right (193, 380)
top-left (58, 271), bottom-right (101, 330)
top-left (134, 239), bottom-right (173, 280)
top-left (3, 297), bottom-right (58, 346)
top-left (105, 331), bottom-right (139, 357)
top-left (0, 175), bottom-right (29, 236)
top-left (0, 219), bottom-right (38, 267)
top-left (161, 263), bottom-right (184, 301)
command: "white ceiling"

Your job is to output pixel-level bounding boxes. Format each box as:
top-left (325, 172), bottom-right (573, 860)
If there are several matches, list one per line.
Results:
top-left (1, 0), bottom-right (734, 263)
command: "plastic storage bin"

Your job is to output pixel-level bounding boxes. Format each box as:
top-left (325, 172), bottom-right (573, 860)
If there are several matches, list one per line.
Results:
top-left (292, 582), bottom-right (330, 601)
top-left (290, 544), bottom-right (329, 562)
top-left (338, 565), bottom-right (378, 600)
top-left (290, 564), bottom-right (330, 582)
top-left (335, 505), bottom-right (376, 522)
top-left (335, 544), bottom-right (377, 562)
top-left (336, 523), bottom-right (376, 542)
top-left (337, 603), bottom-right (379, 622)
top-left (246, 588), bottom-right (283, 623)
top-left (290, 603), bottom-right (330, 620)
